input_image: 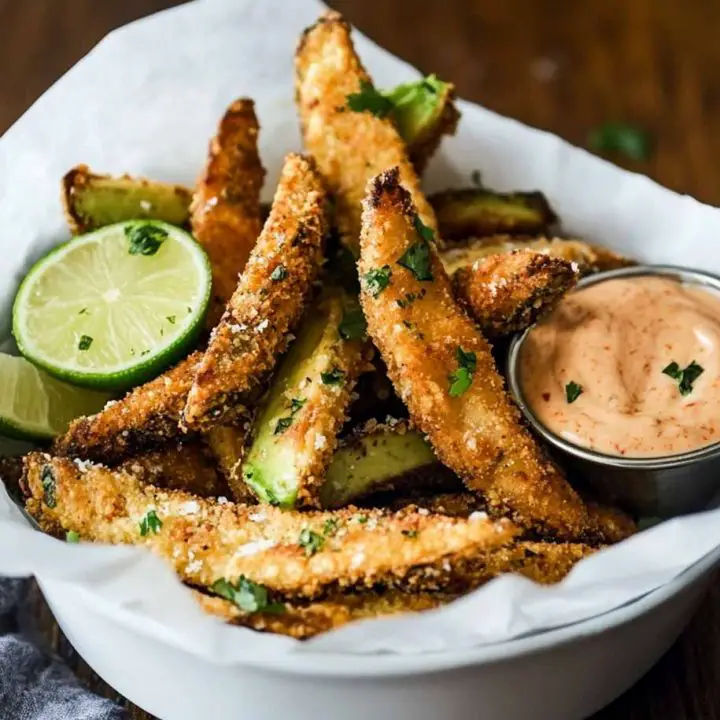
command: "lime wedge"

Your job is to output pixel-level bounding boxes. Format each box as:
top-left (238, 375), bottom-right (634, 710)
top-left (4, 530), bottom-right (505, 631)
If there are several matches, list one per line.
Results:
top-left (13, 220), bottom-right (211, 390)
top-left (0, 353), bottom-right (111, 441)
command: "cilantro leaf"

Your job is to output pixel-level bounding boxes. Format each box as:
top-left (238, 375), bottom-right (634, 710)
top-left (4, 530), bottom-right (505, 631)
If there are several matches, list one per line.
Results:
top-left (271, 265), bottom-right (288, 281)
top-left (346, 80), bottom-right (394, 118)
top-left (212, 576), bottom-right (284, 614)
top-left (363, 265), bottom-right (392, 297)
top-left (125, 223), bottom-right (168, 256)
top-left (588, 123), bottom-right (651, 161)
top-left (323, 518), bottom-right (341, 536)
top-left (663, 360), bottom-right (704, 396)
top-left (274, 398), bottom-right (306, 435)
top-left (298, 528), bottom-right (325, 557)
top-left (397, 217), bottom-right (434, 282)
top-left (339, 307), bottom-right (367, 341)
top-left (413, 215), bottom-right (435, 243)
top-left (41, 466), bottom-right (56, 508)
top-left (321, 367), bottom-right (346, 385)
top-left (78, 335), bottom-right (93, 351)
top-left (139, 510), bottom-right (162, 536)
top-left (565, 381), bottom-right (583, 404)
top-left (448, 347), bottom-right (477, 397)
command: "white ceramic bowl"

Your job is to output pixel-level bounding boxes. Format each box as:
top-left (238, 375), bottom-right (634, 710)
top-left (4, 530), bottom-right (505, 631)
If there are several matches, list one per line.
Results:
top-left (39, 544), bottom-right (720, 720)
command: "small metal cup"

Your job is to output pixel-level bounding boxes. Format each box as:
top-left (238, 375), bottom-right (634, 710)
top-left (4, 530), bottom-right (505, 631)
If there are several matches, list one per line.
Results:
top-left (506, 265), bottom-right (720, 518)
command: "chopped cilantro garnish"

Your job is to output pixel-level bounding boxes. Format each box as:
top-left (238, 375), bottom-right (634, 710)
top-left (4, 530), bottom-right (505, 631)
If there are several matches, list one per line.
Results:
top-left (588, 123), bottom-right (651, 161)
top-left (353, 514), bottom-right (368, 524)
top-left (139, 510), bottom-right (162, 536)
top-left (125, 223), bottom-right (168, 256)
top-left (565, 381), bottom-right (583, 403)
top-left (66, 531), bottom-right (80, 543)
top-left (402, 529), bottom-right (419, 539)
top-left (448, 347), bottom-right (477, 397)
top-left (298, 528), bottom-right (325, 556)
top-left (396, 289), bottom-right (426, 309)
top-left (321, 367), bottom-right (346, 385)
top-left (274, 398), bottom-right (306, 435)
top-left (413, 215), bottom-right (434, 243)
top-left (397, 217), bottom-right (434, 282)
top-left (78, 335), bottom-right (93, 351)
top-left (323, 518), bottom-right (341, 536)
top-left (339, 307), bottom-right (367, 341)
top-left (271, 265), bottom-right (288, 282)
top-left (212, 576), bottom-right (285, 614)
top-left (663, 360), bottom-right (704, 396)
top-left (41, 466), bottom-right (56, 508)
top-left (363, 265), bottom-right (392, 297)
top-left (346, 80), bottom-right (394, 118)
top-left (166, 315), bottom-right (176, 324)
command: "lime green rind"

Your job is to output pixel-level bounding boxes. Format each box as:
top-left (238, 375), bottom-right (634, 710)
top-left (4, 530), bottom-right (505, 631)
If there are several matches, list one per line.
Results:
top-left (0, 354), bottom-right (112, 441)
top-left (12, 220), bottom-right (211, 391)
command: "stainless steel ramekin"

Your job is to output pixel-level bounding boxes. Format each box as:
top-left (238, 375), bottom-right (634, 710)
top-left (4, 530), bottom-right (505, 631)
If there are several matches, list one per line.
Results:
top-left (507, 265), bottom-right (720, 518)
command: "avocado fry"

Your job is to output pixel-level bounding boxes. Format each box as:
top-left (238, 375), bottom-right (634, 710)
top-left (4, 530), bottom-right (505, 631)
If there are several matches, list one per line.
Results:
top-left (182, 153), bottom-right (329, 431)
top-left (62, 165), bottom-right (193, 235)
top-left (439, 235), bottom-right (635, 276)
top-left (382, 74), bottom-right (460, 175)
top-left (23, 452), bottom-right (520, 600)
top-left (452, 249), bottom-right (579, 338)
top-left (430, 188), bottom-right (557, 241)
top-left (320, 420), bottom-right (454, 509)
top-left (240, 288), bottom-right (371, 508)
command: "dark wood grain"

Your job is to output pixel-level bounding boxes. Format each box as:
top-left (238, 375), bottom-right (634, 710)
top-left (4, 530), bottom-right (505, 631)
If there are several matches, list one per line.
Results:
top-left (5, 1), bottom-right (720, 718)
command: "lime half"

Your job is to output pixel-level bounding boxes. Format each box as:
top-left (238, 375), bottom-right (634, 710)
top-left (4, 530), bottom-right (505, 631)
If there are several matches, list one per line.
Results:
top-left (13, 220), bottom-right (211, 390)
top-left (0, 353), bottom-right (111, 441)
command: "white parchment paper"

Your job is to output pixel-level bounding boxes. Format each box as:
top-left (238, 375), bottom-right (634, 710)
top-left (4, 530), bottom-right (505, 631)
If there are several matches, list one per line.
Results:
top-left (2, 0), bottom-right (720, 659)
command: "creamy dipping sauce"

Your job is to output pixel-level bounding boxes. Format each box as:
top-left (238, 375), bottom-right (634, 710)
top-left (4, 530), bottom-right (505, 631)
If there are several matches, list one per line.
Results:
top-left (518, 275), bottom-right (720, 458)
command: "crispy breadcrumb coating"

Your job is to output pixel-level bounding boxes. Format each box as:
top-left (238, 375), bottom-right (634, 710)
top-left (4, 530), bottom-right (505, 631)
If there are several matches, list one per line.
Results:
top-left (118, 441), bottom-right (229, 498)
top-left (453, 249), bottom-right (579, 337)
top-left (24, 453), bottom-right (521, 599)
top-left (191, 98), bottom-right (266, 327)
top-left (440, 236), bottom-right (634, 276)
top-left (196, 540), bottom-right (594, 637)
top-left (193, 588), bottom-right (449, 639)
top-left (295, 10), bottom-right (437, 252)
top-left (358, 168), bottom-right (594, 541)
top-left (54, 353), bottom-right (200, 463)
top-left (183, 153), bottom-right (329, 431)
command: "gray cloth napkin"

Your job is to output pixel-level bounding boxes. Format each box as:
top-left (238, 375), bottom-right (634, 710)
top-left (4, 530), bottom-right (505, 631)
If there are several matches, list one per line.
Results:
top-left (0, 578), bottom-right (125, 720)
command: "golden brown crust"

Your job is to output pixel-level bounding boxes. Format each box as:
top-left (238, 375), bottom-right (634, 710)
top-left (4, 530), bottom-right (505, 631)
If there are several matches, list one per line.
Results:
top-left (61, 164), bottom-right (193, 235)
top-left (118, 441), bottom-right (229, 498)
top-left (440, 236), bottom-right (635, 276)
top-left (24, 453), bottom-right (520, 599)
top-left (453, 249), bottom-right (579, 337)
top-left (359, 168), bottom-right (593, 541)
top-left (194, 588), bottom-right (450, 638)
top-left (191, 99), bottom-right (266, 327)
top-left (54, 353), bottom-right (200, 463)
top-left (295, 10), bottom-right (437, 250)
top-left (183, 153), bottom-right (328, 431)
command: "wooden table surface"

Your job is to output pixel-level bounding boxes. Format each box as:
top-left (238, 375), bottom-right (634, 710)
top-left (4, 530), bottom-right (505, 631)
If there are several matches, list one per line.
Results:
top-left (3, 1), bottom-right (720, 718)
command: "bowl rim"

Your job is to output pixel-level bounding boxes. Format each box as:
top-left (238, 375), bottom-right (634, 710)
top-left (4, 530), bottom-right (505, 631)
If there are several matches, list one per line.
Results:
top-left (506, 264), bottom-right (720, 468)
